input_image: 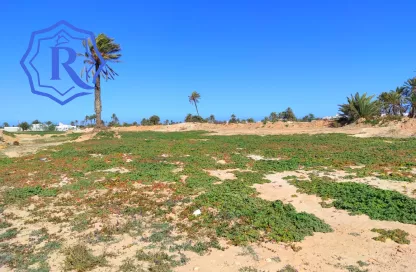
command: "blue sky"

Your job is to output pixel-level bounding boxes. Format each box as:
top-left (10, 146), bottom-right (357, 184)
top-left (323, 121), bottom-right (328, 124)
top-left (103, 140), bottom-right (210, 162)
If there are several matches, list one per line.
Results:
top-left (1, 0), bottom-right (416, 125)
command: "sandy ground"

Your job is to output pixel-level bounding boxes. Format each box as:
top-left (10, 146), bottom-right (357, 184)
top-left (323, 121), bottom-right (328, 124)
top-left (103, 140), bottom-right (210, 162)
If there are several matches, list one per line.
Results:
top-left (0, 129), bottom-right (92, 158)
top-left (1, 118), bottom-right (415, 158)
top-left (113, 118), bottom-right (416, 138)
top-left (1, 121), bottom-right (416, 271)
top-left (0, 131), bottom-right (67, 157)
top-left (176, 170), bottom-right (416, 272)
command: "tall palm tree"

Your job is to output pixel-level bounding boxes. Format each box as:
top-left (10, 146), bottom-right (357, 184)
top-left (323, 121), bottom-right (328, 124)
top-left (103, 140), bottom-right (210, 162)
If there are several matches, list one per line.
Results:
top-left (81, 34), bottom-right (121, 127)
top-left (188, 91), bottom-right (201, 116)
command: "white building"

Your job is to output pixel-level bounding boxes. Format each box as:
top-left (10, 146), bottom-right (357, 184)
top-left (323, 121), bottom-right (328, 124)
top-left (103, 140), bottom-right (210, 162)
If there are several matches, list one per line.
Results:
top-left (322, 114), bottom-right (340, 120)
top-left (4, 127), bottom-right (22, 132)
top-left (55, 122), bottom-right (77, 131)
top-left (30, 124), bottom-right (48, 131)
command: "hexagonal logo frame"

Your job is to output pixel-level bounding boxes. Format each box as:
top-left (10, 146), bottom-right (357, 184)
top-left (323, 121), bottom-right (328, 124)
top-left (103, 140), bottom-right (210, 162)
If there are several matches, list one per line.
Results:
top-left (20, 20), bottom-right (106, 105)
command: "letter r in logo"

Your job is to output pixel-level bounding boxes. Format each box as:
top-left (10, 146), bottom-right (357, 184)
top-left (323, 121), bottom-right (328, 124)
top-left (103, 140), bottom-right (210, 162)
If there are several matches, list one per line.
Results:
top-left (50, 46), bottom-right (93, 90)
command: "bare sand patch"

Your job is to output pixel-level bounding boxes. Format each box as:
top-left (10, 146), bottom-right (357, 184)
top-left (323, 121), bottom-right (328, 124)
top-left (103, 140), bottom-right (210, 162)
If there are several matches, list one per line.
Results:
top-left (247, 154), bottom-right (280, 161)
top-left (99, 167), bottom-right (130, 174)
top-left (205, 169), bottom-right (240, 181)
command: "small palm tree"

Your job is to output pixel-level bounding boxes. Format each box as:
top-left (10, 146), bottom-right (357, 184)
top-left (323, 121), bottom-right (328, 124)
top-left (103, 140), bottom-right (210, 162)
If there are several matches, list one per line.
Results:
top-left (80, 34), bottom-right (122, 127)
top-left (188, 91), bottom-right (201, 116)
top-left (404, 78), bottom-right (416, 118)
top-left (111, 113), bottom-right (119, 125)
top-left (91, 114), bottom-right (97, 124)
top-left (404, 78), bottom-right (416, 96)
top-left (378, 87), bottom-right (406, 116)
top-left (269, 112), bottom-right (278, 122)
top-left (339, 92), bottom-right (380, 122)
top-left (407, 94), bottom-right (416, 118)
top-left (379, 87), bottom-right (406, 116)
top-left (229, 114), bottom-right (238, 124)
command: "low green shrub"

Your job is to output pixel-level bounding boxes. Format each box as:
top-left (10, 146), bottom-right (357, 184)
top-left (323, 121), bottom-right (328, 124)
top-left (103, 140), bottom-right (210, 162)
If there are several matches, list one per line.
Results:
top-left (4, 186), bottom-right (57, 203)
top-left (290, 175), bottom-right (416, 224)
top-left (371, 228), bottom-right (410, 244)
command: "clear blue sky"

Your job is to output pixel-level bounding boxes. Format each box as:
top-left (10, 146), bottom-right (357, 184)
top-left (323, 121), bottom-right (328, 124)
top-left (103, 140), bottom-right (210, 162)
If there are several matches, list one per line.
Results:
top-left (1, 0), bottom-right (416, 125)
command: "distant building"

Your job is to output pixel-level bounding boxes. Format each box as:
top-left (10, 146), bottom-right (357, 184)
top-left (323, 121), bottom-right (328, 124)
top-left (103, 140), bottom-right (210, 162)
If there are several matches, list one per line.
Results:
top-left (30, 124), bottom-right (48, 131)
top-left (55, 122), bottom-right (77, 131)
top-left (322, 114), bottom-right (340, 120)
top-left (3, 123), bottom-right (78, 132)
top-left (4, 127), bottom-right (22, 132)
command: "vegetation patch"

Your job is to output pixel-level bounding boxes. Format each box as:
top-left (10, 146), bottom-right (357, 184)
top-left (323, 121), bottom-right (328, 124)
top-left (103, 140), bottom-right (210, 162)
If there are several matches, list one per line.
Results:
top-left (290, 175), bottom-right (416, 224)
top-left (371, 228), bottom-right (410, 244)
top-left (192, 180), bottom-right (332, 244)
top-left (0, 228), bottom-right (18, 241)
top-left (135, 249), bottom-right (185, 271)
top-left (94, 131), bottom-right (116, 139)
top-left (63, 244), bottom-right (108, 271)
top-left (2, 131), bottom-right (16, 138)
top-left (4, 186), bottom-right (57, 203)
top-left (1, 131), bottom-right (416, 270)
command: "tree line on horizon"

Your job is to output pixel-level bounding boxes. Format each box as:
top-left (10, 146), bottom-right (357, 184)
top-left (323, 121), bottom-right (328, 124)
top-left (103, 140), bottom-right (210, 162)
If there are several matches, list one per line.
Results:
top-left (2, 32), bottom-right (416, 130)
top-left (3, 82), bottom-right (416, 130)
top-left (338, 78), bottom-right (416, 124)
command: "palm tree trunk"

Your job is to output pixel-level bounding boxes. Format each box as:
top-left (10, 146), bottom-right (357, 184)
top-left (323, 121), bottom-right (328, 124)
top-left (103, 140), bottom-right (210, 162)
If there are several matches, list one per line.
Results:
top-left (94, 67), bottom-right (103, 128)
top-left (194, 102), bottom-right (200, 116)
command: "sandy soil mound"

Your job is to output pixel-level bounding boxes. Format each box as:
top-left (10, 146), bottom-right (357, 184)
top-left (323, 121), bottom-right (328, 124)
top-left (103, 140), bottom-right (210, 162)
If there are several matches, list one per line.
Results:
top-left (114, 118), bottom-right (416, 138)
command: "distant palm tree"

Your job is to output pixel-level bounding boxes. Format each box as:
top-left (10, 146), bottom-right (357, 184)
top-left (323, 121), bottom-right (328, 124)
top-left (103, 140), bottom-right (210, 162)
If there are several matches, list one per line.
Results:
top-left (80, 34), bottom-right (122, 128)
top-left (188, 91), bottom-right (201, 116)
top-left (339, 92), bottom-right (380, 122)
top-left (407, 94), bottom-right (416, 118)
top-left (404, 78), bottom-right (416, 118)
top-left (209, 115), bottom-right (216, 123)
top-left (111, 113), bottom-right (119, 125)
top-left (90, 114), bottom-right (97, 124)
top-left (404, 78), bottom-right (416, 96)
top-left (378, 87), bottom-right (406, 116)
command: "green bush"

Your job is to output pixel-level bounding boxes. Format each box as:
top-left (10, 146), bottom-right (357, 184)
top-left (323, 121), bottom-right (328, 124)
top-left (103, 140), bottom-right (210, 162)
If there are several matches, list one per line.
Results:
top-left (290, 175), bottom-right (416, 224)
top-left (371, 228), bottom-right (410, 244)
top-left (4, 186), bottom-right (57, 203)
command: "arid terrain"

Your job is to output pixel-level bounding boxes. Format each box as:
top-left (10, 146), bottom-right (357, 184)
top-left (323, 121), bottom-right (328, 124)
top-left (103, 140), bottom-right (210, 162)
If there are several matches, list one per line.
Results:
top-left (113, 118), bottom-right (416, 138)
top-left (0, 120), bottom-right (415, 272)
